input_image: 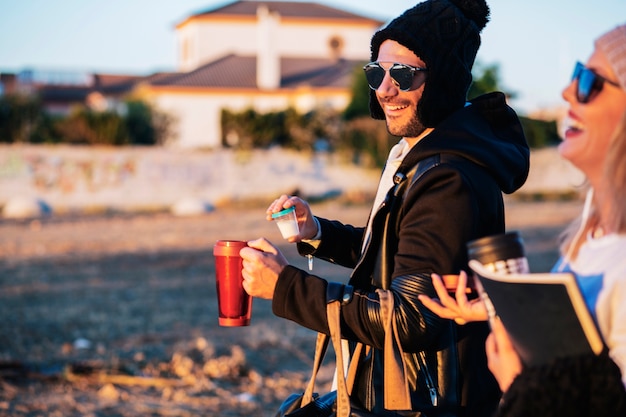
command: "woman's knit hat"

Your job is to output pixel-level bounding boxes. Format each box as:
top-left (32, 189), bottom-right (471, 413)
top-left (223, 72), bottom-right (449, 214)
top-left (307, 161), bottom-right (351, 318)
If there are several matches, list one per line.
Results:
top-left (369, 0), bottom-right (490, 127)
top-left (595, 23), bottom-right (626, 91)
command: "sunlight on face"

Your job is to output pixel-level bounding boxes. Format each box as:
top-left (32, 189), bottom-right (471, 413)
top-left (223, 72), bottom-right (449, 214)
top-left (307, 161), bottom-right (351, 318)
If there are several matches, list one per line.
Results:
top-left (560, 48), bottom-right (626, 185)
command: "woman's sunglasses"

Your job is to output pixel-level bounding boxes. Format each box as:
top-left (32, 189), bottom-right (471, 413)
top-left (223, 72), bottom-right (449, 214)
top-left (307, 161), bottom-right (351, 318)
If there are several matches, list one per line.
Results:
top-left (571, 61), bottom-right (620, 104)
top-left (363, 62), bottom-right (428, 91)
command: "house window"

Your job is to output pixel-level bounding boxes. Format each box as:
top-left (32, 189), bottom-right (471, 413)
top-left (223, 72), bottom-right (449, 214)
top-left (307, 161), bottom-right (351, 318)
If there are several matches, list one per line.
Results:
top-left (328, 36), bottom-right (344, 59)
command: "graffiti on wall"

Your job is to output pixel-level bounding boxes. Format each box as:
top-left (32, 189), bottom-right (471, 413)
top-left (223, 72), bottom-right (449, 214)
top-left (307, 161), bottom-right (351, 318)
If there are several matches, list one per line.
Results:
top-left (0, 150), bottom-right (137, 194)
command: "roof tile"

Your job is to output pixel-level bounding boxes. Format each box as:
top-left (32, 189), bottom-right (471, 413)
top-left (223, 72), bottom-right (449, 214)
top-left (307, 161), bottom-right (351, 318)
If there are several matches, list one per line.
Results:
top-left (193, 0), bottom-right (382, 22)
top-left (149, 54), bottom-right (363, 89)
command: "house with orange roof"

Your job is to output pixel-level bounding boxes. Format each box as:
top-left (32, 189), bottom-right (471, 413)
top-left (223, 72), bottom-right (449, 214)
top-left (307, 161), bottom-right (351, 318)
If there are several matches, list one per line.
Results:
top-left (135, 0), bottom-right (384, 148)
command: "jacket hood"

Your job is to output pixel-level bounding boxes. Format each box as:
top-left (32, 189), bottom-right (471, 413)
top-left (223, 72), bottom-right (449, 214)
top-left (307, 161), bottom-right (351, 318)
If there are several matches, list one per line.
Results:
top-left (403, 92), bottom-right (530, 194)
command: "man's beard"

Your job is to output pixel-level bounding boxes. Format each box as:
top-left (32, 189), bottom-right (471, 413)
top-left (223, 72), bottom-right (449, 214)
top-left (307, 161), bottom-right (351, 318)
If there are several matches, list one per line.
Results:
top-left (386, 112), bottom-right (427, 138)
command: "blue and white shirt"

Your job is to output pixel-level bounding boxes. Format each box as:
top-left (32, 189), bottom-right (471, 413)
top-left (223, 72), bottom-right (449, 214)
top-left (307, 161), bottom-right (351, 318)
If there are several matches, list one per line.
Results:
top-left (552, 232), bottom-right (626, 386)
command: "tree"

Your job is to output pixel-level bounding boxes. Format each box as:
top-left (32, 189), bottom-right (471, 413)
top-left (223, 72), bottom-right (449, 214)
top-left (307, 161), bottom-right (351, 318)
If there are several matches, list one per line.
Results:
top-left (0, 94), bottom-right (44, 143)
top-left (343, 64), bottom-right (371, 121)
top-left (125, 100), bottom-right (155, 145)
top-left (469, 62), bottom-right (560, 148)
top-left (54, 107), bottom-right (127, 145)
top-left (468, 61), bottom-right (517, 100)
top-left (221, 108), bottom-right (290, 149)
top-left (0, 92), bottom-right (173, 146)
top-left (518, 117), bottom-right (561, 148)
top-left (221, 107), bottom-right (342, 151)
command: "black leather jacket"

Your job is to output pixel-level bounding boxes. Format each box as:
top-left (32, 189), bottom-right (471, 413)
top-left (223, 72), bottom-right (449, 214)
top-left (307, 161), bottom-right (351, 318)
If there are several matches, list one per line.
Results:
top-left (272, 93), bottom-right (530, 416)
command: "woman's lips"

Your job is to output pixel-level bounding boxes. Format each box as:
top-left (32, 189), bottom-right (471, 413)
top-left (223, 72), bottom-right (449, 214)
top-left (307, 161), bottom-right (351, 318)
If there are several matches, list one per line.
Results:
top-left (563, 113), bottom-right (584, 138)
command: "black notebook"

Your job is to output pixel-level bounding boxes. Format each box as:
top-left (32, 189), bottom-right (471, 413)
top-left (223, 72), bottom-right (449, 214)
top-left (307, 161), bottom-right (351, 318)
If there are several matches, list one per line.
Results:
top-left (468, 260), bottom-right (605, 367)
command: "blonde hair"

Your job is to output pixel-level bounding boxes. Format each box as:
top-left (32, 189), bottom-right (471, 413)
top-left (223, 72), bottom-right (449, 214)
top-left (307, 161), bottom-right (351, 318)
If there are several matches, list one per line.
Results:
top-left (602, 110), bottom-right (626, 232)
top-left (558, 191), bottom-right (598, 261)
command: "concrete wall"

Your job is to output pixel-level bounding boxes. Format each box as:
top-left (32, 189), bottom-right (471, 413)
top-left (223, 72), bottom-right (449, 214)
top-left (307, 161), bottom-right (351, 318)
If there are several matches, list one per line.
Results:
top-left (0, 144), bottom-right (380, 217)
top-left (0, 145), bottom-right (584, 218)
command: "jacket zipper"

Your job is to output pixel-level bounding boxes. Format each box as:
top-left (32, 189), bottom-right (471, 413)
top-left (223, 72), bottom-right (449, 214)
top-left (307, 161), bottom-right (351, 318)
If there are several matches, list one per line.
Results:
top-left (419, 351), bottom-right (439, 407)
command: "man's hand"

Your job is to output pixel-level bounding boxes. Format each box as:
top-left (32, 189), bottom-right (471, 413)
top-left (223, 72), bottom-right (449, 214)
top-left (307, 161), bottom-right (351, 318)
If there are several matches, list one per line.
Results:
top-left (267, 195), bottom-right (319, 242)
top-left (240, 238), bottom-right (289, 299)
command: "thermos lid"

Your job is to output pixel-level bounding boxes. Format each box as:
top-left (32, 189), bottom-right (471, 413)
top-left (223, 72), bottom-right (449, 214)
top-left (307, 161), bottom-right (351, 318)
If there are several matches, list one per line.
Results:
top-left (213, 240), bottom-right (247, 256)
top-left (466, 231), bottom-right (525, 264)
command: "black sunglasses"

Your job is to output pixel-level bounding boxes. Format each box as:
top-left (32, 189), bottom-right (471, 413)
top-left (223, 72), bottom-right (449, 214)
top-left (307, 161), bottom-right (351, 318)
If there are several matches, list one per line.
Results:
top-left (571, 61), bottom-right (620, 104)
top-left (363, 62), bottom-right (427, 91)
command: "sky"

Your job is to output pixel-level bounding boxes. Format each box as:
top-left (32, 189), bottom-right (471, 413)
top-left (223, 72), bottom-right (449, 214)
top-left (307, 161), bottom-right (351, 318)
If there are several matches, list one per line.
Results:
top-left (0, 0), bottom-right (625, 114)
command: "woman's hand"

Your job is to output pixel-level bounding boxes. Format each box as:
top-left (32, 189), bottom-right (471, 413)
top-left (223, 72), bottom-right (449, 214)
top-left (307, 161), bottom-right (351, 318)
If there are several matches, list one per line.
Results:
top-left (418, 271), bottom-right (488, 325)
top-left (240, 238), bottom-right (288, 300)
top-left (266, 194), bottom-right (318, 242)
top-left (485, 316), bottom-right (523, 392)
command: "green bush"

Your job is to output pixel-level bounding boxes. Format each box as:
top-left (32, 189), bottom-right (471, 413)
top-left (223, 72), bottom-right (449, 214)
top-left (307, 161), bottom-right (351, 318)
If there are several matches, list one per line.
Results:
top-left (0, 94), bottom-right (44, 143)
top-left (221, 107), bottom-right (342, 151)
top-left (519, 116), bottom-right (561, 148)
top-left (0, 94), bottom-right (171, 145)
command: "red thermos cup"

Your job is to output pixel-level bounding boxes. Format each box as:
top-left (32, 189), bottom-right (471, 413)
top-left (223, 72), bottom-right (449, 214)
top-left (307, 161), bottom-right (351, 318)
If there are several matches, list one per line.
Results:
top-left (213, 240), bottom-right (252, 326)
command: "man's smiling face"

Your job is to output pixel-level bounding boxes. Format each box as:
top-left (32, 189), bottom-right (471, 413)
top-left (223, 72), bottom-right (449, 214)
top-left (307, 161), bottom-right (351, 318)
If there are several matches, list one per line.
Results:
top-left (374, 39), bottom-right (428, 140)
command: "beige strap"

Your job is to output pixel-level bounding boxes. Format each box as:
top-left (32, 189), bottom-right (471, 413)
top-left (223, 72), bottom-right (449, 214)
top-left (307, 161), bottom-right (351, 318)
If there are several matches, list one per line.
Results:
top-left (298, 301), bottom-right (356, 416)
top-left (301, 331), bottom-right (328, 406)
top-left (327, 301), bottom-right (351, 417)
top-left (302, 295), bottom-right (411, 415)
top-left (377, 289), bottom-right (412, 410)
top-left (345, 342), bottom-right (364, 392)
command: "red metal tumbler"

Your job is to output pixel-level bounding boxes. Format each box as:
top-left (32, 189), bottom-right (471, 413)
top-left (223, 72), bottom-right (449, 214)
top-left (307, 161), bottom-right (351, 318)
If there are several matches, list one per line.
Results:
top-left (213, 240), bottom-right (252, 326)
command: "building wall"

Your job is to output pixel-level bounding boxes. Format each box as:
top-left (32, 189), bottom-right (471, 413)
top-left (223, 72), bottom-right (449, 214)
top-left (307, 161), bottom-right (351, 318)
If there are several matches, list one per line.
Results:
top-left (147, 88), bottom-right (351, 149)
top-left (177, 16), bottom-right (379, 71)
top-left (266, 20), bottom-right (375, 59)
top-left (178, 20), bottom-right (255, 71)
top-left (149, 93), bottom-right (223, 149)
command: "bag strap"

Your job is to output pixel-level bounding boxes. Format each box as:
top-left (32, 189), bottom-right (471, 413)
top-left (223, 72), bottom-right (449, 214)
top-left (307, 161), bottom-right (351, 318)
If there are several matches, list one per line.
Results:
top-left (381, 154), bottom-right (440, 289)
top-left (327, 300), bottom-right (351, 417)
top-left (380, 152), bottom-right (467, 409)
top-left (300, 331), bottom-right (330, 405)
top-left (330, 294), bottom-right (411, 416)
top-left (377, 153), bottom-right (449, 409)
top-left (377, 289), bottom-right (411, 410)
top-left (297, 301), bottom-right (357, 417)
top-left (302, 146), bottom-right (438, 413)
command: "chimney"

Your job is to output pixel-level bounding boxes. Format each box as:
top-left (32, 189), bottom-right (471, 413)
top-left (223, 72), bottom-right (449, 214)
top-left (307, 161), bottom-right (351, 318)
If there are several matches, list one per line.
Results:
top-left (256, 5), bottom-right (280, 90)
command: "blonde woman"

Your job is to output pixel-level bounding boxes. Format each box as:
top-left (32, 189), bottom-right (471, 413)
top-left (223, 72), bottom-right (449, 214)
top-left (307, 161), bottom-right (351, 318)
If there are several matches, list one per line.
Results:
top-left (419, 23), bottom-right (626, 394)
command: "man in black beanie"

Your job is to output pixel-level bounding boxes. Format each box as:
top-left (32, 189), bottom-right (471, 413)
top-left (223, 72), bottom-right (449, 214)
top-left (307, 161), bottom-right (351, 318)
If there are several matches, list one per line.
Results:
top-left (241, 0), bottom-right (530, 415)
top-left (368, 0), bottom-right (490, 127)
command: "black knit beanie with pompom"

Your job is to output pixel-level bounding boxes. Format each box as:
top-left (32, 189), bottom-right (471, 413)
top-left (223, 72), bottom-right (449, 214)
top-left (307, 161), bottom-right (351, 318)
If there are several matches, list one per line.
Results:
top-left (369, 0), bottom-right (490, 127)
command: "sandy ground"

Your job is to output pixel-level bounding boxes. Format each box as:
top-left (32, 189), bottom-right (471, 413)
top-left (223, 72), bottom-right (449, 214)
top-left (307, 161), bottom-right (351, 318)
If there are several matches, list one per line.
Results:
top-left (0, 199), bottom-right (582, 416)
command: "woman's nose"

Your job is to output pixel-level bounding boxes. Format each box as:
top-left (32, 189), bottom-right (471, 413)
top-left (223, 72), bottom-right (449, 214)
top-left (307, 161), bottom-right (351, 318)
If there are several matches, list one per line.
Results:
top-left (561, 79), bottom-right (576, 104)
